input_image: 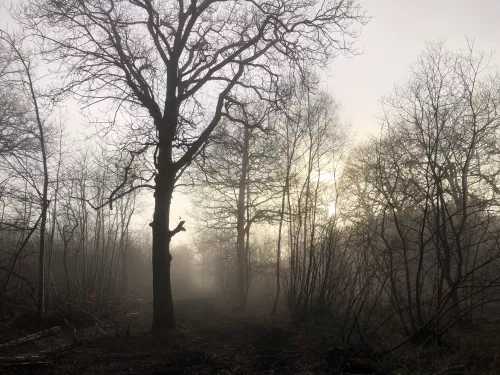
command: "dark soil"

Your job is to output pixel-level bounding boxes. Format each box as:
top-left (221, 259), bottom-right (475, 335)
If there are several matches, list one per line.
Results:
top-left (0, 299), bottom-right (499, 374)
top-left (0, 299), bottom-right (332, 374)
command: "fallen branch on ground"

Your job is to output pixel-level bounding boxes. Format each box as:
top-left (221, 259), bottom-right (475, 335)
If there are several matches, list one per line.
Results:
top-left (40, 340), bottom-right (82, 354)
top-left (434, 364), bottom-right (466, 375)
top-left (0, 354), bottom-right (50, 366)
top-left (0, 326), bottom-right (61, 351)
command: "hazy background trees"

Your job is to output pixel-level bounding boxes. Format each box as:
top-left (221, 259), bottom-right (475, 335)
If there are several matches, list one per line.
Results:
top-left (2, 0), bottom-right (500, 352)
top-left (15, 0), bottom-right (366, 331)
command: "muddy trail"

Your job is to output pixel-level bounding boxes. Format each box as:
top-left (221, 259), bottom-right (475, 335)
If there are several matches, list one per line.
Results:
top-left (54, 317), bottom-right (320, 374)
top-left (2, 298), bottom-right (499, 374)
top-left (0, 299), bottom-right (334, 375)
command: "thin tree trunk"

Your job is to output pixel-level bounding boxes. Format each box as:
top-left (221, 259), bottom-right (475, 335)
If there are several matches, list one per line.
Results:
top-left (45, 139), bottom-right (62, 311)
top-left (120, 196), bottom-right (134, 299)
top-left (21, 57), bottom-right (50, 322)
top-left (271, 195), bottom-right (285, 316)
top-left (271, 162), bottom-right (291, 315)
top-left (236, 126), bottom-right (250, 309)
top-left (1, 214), bottom-right (43, 296)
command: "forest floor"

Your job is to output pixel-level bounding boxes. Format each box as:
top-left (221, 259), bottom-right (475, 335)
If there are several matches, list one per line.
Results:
top-left (0, 297), bottom-right (499, 374)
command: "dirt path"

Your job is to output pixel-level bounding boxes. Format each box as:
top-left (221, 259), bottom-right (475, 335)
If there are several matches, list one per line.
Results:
top-left (45, 318), bottom-right (325, 374)
top-left (0, 301), bottom-right (331, 375)
top-left (5, 299), bottom-right (492, 374)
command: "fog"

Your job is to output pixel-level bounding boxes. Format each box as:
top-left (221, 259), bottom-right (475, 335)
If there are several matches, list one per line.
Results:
top-left (1, 1), bottom-right (500, 374)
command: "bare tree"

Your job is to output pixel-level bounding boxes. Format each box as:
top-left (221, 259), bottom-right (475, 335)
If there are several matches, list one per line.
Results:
top-left (335, 41), bottom-right (500, 346)
top-left (284, 89), bottom-right (345, 318)
top-left (194, 99), bottom-right (282, 309)
top-left (22, 0), bottom-right (366, 330)
top-left (0, 31), bottom-right (52, 321)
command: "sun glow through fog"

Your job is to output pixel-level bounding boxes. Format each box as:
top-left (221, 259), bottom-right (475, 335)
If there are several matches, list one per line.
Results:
top-left (328, 202), bottom-right (336, 217)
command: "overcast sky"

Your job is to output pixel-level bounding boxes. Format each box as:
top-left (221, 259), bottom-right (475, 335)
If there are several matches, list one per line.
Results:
top-left (2, 0), bottom-right (498, 140)
top-left (327, 0), bottom-right (500, 140)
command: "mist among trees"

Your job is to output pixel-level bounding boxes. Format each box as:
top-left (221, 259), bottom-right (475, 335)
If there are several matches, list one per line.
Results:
top-left (1, 0), bottom-right (500, 374)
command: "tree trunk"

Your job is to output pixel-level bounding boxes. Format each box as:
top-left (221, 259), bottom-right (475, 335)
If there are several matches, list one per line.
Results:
top-left (31, 76), bottom-right (49, 323)
top-left (63, 245), bottom-right (70, 301)
top-left (1, 214), bottom-right (42, 297)
top-left (36, 150), bottom-right (48, 322)
top-left (271, 180), bottom-right (288, 316)
top-left (120, 208), bottom-right (133, 299)
top-left (121, 235), bottom-right (129, 299)
top-left (236, 126), bottom-right (250, 309)
top-left (151, 159), bottom-right (176, 332)
top-left (45, 171), bottom-right (60, 312)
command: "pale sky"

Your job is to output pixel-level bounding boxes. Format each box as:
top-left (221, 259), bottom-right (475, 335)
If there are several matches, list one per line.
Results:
top-left (326, 0), bottom-right (500, 140)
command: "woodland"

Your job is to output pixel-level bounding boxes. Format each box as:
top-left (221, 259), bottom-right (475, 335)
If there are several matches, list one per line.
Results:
top-left (1, 0), bottom-right (500, 374)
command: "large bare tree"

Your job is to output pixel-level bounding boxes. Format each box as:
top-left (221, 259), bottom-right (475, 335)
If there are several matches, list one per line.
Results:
top-left (22, 0), bottom-right (366, 330)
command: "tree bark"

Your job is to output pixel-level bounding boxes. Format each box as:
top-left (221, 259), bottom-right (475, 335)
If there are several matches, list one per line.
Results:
top-left (236, 126), bottom-right (250, 309)
top-left (45, 145), bottom-right (61, 311)
top-left (271, 178), bottom-right (288, 316)
top-left (22, 55), bottom-right (50, 323)
top-left (151, 151), bottom-right (176, 331)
